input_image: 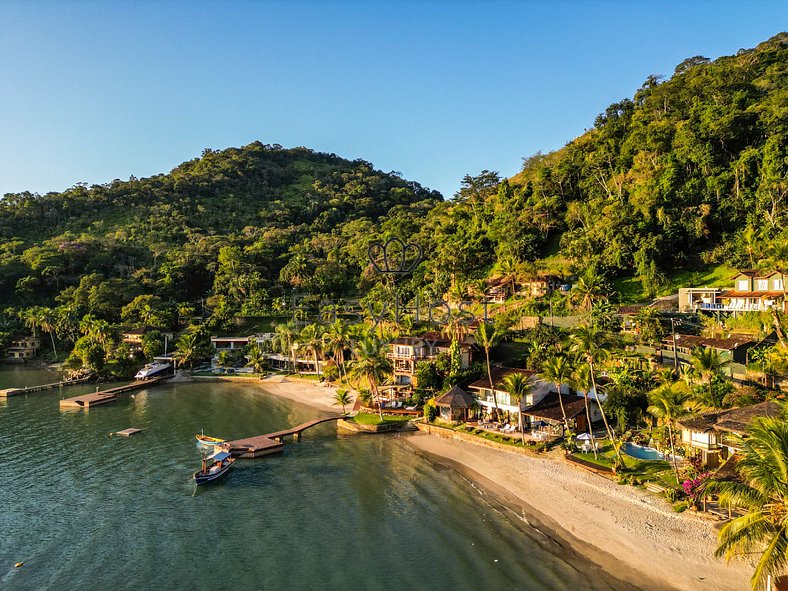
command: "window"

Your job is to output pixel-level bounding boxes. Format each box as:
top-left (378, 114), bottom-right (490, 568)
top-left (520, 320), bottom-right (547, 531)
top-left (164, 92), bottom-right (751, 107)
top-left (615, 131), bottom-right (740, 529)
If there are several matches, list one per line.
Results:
top-left (756, 279), bottom-right (768, 291)
top-left (775, 279), bottom-right (784, 291)
top-left (737, 279), bottom-right (750, 291)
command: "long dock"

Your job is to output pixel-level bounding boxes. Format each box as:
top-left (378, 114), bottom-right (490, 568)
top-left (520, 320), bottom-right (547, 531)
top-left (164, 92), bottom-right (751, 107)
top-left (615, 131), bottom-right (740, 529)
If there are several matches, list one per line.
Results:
top-left (0, 375), bottom-right (93, 398)
top-left (59, 377), bottom-right (169, 409)
top-left (223, 416), bottom-right (346, 458)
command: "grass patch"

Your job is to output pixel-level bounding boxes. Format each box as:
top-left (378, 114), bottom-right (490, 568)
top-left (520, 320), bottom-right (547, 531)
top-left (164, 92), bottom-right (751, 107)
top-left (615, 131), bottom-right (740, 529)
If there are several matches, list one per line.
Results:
top-left (350, 412), bottom-right (413, 426)
top-left (572, 442), bottom-right (676, 488)
top-left (612, 263), bottom-right (736, 304)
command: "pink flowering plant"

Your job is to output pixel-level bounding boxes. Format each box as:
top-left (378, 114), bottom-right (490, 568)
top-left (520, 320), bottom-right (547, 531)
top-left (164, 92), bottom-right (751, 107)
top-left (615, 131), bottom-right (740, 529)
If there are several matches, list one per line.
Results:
top-left (682, 472), bottom-right (711, 502)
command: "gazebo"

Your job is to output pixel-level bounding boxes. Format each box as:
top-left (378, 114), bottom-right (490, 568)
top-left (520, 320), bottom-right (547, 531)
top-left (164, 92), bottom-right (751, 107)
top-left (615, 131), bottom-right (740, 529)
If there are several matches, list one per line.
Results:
top-left (435, 385), bottom-right (476, 421)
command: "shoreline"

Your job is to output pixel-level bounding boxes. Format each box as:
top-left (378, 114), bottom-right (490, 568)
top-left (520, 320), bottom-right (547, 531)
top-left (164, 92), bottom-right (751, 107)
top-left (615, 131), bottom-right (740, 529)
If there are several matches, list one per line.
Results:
top-left (186, 376), bottom-right (753, 591)
top-left (404, 432), bottom-right (752, 591)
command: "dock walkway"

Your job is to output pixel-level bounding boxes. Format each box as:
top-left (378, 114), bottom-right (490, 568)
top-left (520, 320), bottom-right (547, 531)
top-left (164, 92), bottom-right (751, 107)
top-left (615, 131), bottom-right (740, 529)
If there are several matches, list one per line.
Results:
top-left (59, 377), bottom-right (169, 409)
top-left (0, 375), bottom-right (93, 398)
top-left (223, 416), bottom-right (346, 458)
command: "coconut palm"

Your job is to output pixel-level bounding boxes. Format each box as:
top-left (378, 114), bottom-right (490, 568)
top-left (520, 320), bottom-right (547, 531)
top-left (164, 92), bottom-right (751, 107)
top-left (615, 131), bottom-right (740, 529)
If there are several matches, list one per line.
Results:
top-left (570, 324), bottom-right (625, 467)
top-left (272, 322), bottom-right (298, 374)
top-left (299, 323), bottom-right (325, 376)
top-left (475, 322), bottom-right (502, 421)
top-left (333, 388), bottom-right (353, 414)
top-left (173, 332), bottom-right (201, 370)
top-left (349, 336), bottom-right (392, 420)
top-left (691, 346), bottom-right (730, 408)
top-left (501, 372), bottom-right (530, 445)
top-left (39, 307), bottom-right (58, 358)
top-left (707, 413), bottom-right (788, 590)
top-left (246, 345), bottom-right (266, 374)
top-left (646, 381), bottom-right (692, 484)
top-left (571, 270), bottom-right (609, 312)
top-left (21, 306), bottom-right (43, 338)
top-left (570, 363), bottom-right (599, 458)
top-left (323, 319), bottom-right (350, 382)
top-left (540, 355), bottom-right (573, 434)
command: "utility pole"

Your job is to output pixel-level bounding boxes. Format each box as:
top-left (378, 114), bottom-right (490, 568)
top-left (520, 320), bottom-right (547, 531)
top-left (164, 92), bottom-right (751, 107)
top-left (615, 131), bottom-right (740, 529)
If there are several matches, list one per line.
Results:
top-left (670, 318), bottom-right (681, 375)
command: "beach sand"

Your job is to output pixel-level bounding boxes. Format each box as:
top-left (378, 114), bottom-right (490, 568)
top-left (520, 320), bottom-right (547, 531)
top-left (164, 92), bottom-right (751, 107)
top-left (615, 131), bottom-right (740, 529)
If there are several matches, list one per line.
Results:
top-left (252, 378), bottom-right (752, 591)
top-left (406, 432), bottom-right (752, 591)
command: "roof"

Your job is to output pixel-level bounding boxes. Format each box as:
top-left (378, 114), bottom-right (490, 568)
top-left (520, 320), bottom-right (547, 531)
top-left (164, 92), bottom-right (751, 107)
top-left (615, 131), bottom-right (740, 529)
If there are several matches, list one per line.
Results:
top-left (719, 290), bottom-right (784, 298)
top-left (678, 401), bottom-right (781, 434)
top-left (435, 385), bottom-right (475, 408)
top-left (618, 304), bottom-right (646, 315)
top-left (730, 270), bottom-right (783, 279)
top-left (390, 337), bottom-right (425, 346)
top-left (522, 392), bottom-right (588, 422)
top-left (467, 367), bottom-right (535, 391)
top-left (668, 334), bottom-right (755, 351)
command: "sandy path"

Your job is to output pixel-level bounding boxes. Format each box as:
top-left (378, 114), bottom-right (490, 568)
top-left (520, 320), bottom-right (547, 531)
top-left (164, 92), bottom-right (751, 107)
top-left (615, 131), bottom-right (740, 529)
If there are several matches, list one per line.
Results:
top-left (406, 432), bottom-right (752, 591)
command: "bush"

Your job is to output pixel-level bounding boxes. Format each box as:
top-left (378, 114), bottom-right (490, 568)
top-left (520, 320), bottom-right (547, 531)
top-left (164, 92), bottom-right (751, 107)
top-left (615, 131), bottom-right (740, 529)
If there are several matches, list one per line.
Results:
top-left (673, 501), bottom-right (689, 513)
top-left (534, 442), bottom-right (547, 453)
top-left (423, 398), bottom-right (438, 423)
top-left (663, 487), bottom-right (684, 503)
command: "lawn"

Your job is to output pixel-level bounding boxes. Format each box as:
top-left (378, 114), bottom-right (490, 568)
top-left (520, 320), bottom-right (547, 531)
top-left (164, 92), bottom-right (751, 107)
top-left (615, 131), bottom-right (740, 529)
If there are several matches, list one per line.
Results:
top-left (612, 263), bottom-right (736, 304)
top-left (573, 442), bottom-right (677, 489)
top-left (350, 412), bottom-right (414, 426)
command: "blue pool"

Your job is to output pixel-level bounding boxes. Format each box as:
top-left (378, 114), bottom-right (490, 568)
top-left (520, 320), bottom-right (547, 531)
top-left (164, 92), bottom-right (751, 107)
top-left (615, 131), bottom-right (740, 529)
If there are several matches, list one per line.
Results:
top-left (621, 442), bottom-right (665, 461)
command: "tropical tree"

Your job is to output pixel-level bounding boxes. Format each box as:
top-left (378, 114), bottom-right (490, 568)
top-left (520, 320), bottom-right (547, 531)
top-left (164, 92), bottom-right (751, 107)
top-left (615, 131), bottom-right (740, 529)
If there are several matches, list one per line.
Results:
top-left (691, 346), bottom-right (730, 408)
top-left (349, 335), bottom-right (392, 420)
top-left (39, 307), bottom-right (58, 358)
top-left (570, 324), bottom-right (625, 466)
top-left (173, 332), bottom-right (204, 370)
top-left (298, 323), bottom-right (325, 376)
top-left (246, 345), bottom-right (266, 374)
top-left (501, 372), bottom-right (530, 445)
top-left (540, 354), bottom-right (573, 434)
top-left (272, 322), bottom-right (298, 374)
top-left (570, 363), bottom-right (598, 458)
top-left (571, 270), bottom-right (609, 312)
top-left (475, 322), bottom-right (502, 421)
top-left (323, 319), bottom-right (350, 382)
top-left (707, 412), bottom-right (788, 590)
top-left (333, 388), bottom-right (353, 414)
top-left (646, 381), bottom-right (692, 484)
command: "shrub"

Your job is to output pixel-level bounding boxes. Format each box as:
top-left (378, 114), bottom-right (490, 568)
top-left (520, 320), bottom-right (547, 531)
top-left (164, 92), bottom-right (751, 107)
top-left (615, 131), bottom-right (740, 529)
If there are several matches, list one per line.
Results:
top-left (663, 487), bottom-right (684, 503)
top-left (423, 398), bottom-right (438, 423)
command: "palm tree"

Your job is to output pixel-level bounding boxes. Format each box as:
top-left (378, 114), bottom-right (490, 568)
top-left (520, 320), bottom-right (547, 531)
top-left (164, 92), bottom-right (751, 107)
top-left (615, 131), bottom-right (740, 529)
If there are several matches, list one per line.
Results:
top-left (501, 372), bottom-right (530, 445)
top-left (333, 388), bottom-right (353, 414)
top-left (173, 332), bottom-right (201, 370)
top-left (496, 256), bottom-right (521, 296)
top-left (323, 319), bottom-right (350, 382)
top-left (540, 355), bottom-right (573, 434)
top-left (571, 270), bottom-right (608, 312)
top-left (39, 307), bottom-right (58, 358)
top-left (691, 346), bottom-right (730, 408)
top-left (707, 413), bottom-right (788, 590)
top-left (570, 324), bottom-right (625, 467)
top-left (646, 381), bottom-right (692, 484)
top-left (475, 322), bottom-right (502, 421)
top-left (299, 323), bottom-right (324, 376)
top-left (570, 363), bottom-right (598, 458)
top-left (21, 306), bottom-right (43, 338)
top-left (349, 336), bottom-right (392, 420)
top-left (272, 322), bottom-right (298, 374)
top-left (246, 345), bottom-right (266, 374)
top-left (762, 237), bottom-right (788, 345)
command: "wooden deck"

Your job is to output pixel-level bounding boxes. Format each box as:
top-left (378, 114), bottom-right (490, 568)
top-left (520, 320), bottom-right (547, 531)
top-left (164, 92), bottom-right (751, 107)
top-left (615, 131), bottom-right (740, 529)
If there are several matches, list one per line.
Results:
top-left (0, 375), bottom-right (93, 398)
top-left (114, 428), bottom-right (143, 437)
top-left (223, 416), bottom-right (346, 458)
top-left (59, 377), bottom-right (169, 409)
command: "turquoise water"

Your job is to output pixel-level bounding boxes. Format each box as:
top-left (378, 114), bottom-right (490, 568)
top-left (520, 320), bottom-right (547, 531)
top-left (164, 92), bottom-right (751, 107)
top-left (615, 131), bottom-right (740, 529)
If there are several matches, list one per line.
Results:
top-left (0, 367), bottom-right (636, 590)
top-left (622, 442), bottom-right (665, 461)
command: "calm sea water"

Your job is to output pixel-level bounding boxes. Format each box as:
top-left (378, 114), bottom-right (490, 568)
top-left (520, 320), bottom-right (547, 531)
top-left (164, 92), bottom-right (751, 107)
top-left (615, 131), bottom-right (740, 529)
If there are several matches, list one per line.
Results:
top-left (0, 367), bottom-right (634, 591)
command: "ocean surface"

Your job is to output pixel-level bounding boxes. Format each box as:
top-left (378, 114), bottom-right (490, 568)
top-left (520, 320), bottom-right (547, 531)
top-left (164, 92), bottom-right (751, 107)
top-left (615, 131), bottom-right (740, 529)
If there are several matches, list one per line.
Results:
top-left (0, 367), bottom-right (633, 591)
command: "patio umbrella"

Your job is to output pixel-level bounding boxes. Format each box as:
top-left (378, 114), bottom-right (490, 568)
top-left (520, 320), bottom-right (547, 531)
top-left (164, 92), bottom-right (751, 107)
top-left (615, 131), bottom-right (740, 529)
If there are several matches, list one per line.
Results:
top-left (576, 433), bottom-right (593, 441)
top-left (532, 420), bottom-right (547, 427)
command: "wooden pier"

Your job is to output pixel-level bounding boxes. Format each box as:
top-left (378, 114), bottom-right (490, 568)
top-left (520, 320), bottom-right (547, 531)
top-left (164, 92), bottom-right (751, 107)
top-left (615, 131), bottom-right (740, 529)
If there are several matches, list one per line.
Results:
top-left (223, 416), bottom-right (346, 458)
top-left (0, 375), bottom-right (93, 398)
top-left (59, 377), bottom-right (169, 409)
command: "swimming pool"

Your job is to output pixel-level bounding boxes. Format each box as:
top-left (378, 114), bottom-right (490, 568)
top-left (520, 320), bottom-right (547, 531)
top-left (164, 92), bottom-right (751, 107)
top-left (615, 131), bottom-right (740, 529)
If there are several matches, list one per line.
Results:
top-left (621, 442), bottom-right (665, 461)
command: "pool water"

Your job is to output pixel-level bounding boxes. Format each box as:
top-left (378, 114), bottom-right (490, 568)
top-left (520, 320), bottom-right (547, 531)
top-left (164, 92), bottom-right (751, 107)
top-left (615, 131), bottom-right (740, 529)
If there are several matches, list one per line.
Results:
top-left (621, 442), bottom-right (664, 461)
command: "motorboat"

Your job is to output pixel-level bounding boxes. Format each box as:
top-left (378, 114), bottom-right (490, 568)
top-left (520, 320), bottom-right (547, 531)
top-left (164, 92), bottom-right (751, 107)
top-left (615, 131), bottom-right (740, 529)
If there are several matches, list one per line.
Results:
top-left (134, 361), bottom-right (172, 380)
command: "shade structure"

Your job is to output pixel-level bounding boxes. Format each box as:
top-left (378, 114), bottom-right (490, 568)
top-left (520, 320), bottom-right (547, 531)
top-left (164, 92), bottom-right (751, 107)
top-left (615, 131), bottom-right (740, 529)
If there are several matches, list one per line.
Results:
top-left (576, 433), bottom-right (593, 441)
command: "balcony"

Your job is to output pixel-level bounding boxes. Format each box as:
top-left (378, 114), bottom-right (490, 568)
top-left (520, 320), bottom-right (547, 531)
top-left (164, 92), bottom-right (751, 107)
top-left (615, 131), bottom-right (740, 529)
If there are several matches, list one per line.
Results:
top-left (694, 301), bottom-right (778, 312)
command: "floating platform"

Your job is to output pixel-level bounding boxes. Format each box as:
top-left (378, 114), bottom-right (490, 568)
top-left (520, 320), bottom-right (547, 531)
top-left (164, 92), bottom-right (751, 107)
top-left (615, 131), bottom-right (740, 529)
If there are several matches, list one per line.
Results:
top-left (60, 377), bottom-right (169, 410)
top-left (114, 428), bottom-right (143, 437)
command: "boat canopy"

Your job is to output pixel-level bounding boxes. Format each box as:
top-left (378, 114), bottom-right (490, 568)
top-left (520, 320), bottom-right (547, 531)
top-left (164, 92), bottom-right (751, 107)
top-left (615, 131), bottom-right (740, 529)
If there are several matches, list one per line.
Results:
top-left (207, 450), bottom-right (231, 462)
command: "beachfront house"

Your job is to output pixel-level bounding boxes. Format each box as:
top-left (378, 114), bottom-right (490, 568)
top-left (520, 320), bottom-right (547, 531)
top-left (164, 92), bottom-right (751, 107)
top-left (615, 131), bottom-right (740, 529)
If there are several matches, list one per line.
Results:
top-left (435, 385), bottom-right (477, 421)
top-left (122, 326), bottom-right (174, 351)
top-left (521, 392), bottom-right (598, 435)
top-left (661, 334), bottom-right (755, 366)
top-left (677, 400), bottom-right (781, 468)
top-left (387, 334), bottom-right (473, 389)
top-left (678, 270), bottom-right (787, 314)
top-left (519, 275), bottom-right (562, 298)
top-left (5, 335), bottom-right (40, 362)
top-left (467, 367), bottom-right (537, 422)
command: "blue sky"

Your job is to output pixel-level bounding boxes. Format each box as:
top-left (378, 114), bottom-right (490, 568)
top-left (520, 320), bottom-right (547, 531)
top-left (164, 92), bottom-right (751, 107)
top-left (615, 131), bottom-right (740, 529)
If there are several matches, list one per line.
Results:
top-left (1, 1), bottom-right (786, 199)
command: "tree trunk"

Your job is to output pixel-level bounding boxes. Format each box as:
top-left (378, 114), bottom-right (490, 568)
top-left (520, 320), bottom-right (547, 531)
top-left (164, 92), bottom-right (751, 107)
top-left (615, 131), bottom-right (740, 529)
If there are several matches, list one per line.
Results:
top-left (589, 360), bottom-right (626, 467)
top-left (555, 381), bottom-right (570, 435)
top-left (582, 391), bottom-right (598, 459)
top-left (485, 348), bottom-right (501, 422)
top-left (49, 331), bottom-right (58, 358)
top-left (519, 409), bottom-right (525, 445)
top-left (667, 422), bottom-right (681, 485)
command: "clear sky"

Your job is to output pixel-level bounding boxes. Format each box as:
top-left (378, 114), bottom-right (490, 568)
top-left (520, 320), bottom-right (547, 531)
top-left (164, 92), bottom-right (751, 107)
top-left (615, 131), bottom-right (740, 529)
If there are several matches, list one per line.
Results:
top-left (1, 1), bottom-right (786, 199)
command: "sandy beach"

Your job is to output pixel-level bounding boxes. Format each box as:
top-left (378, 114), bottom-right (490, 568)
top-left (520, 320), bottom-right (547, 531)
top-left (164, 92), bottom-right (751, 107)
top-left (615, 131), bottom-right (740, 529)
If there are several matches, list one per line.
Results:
top-left (247, 377), bottom-right (753, 590)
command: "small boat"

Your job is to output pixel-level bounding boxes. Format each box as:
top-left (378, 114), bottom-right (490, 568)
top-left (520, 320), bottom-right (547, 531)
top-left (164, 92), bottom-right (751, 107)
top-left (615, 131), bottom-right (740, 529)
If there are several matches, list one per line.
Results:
top-left (195, 433), bottom-right (225, 448)
top-left (194, 450), bottom-right (235, 485)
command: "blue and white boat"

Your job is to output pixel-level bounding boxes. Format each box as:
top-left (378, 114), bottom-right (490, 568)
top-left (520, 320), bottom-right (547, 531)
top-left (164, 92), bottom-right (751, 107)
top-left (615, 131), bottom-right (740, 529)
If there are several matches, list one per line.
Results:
top-left (193, 450), bottom-right (235, 485)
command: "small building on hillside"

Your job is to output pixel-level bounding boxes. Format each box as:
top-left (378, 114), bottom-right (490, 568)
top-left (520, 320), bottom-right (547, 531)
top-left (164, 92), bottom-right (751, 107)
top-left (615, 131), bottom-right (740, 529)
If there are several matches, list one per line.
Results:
top-left (679, 270), bottom-right (787, 314)
top-left (122, 326), bottom-right (174, 348)
top-left (5, 335), bottom-right (41, 362)
top-left (387, 334), bottom-right (473, 389)
top-left (435, 385), bottom-right (477, 422)
top-left (678, 400), bottom-right (781, 468)
top-left (661, 334), bottom-right (756, 365)
top-left (519, 275), bottom-right (562, 298)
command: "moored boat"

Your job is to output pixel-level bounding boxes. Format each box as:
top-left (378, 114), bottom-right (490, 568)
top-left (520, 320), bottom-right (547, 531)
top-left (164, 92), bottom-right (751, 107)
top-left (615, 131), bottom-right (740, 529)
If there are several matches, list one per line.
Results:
top-left (194, 450), bottom-right (235, 485)
top-left (195, 433), bottom-right (226, 447)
